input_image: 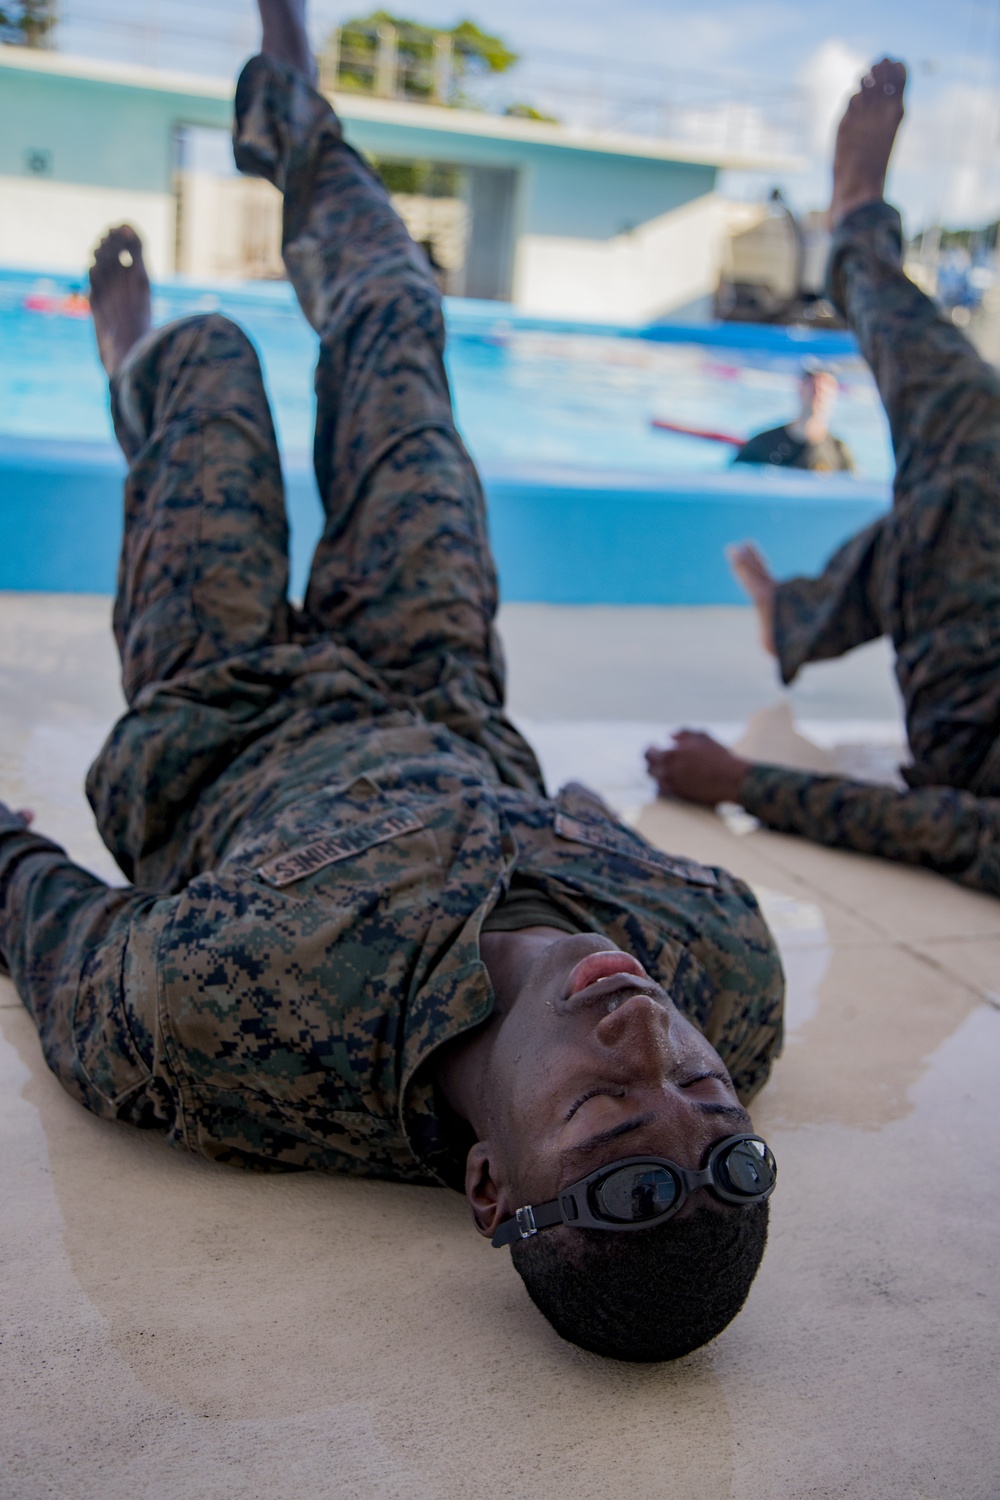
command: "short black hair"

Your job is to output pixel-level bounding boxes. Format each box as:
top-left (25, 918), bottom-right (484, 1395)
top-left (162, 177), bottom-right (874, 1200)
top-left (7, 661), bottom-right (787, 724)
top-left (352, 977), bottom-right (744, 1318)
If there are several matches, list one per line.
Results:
top-left (510, 1203), bottom-right (768, 1362)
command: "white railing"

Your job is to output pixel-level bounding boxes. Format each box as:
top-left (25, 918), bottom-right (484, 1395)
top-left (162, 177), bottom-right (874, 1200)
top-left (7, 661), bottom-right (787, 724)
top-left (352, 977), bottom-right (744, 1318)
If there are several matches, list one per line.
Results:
top-left (318, 27), bottom-right (803, 156)
top-left (42, 3), bottom-right (805, 158)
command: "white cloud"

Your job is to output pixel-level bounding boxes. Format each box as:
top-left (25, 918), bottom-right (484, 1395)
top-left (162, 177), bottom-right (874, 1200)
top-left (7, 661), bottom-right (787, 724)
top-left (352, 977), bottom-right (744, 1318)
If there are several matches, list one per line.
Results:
top-left (61, 1), bottom-right (1000, 232)
top-left (770, 39), bottom-right (868, 214)
top-left (891, 79), bottom-right (1000, 227)
top-left (672, 99), bottom-right (796, 161)
top-left (759, 40), bottom-right (1000, 231)
top-left (799, 39), bottom-right (868, 155)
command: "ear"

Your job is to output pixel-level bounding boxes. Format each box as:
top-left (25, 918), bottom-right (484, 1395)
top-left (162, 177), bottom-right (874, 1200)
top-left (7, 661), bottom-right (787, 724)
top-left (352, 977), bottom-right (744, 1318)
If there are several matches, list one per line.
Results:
top-left (464, 1140), bottom-right (515, 1240)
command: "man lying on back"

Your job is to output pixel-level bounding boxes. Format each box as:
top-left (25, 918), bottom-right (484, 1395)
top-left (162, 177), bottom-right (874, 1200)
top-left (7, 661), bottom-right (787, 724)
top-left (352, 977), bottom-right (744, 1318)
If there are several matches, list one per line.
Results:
top-left (650, 59), bottom-right (1000, 901)
top-left (0, 0), bottom-right (783, 1362)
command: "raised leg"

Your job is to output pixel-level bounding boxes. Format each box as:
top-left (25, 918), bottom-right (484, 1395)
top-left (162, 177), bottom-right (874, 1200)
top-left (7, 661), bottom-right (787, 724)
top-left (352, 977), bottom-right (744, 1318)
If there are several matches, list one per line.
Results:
top-left (830, 204), bottom-right (1000, 499)
top-left (233, 43), bottom-right (541, 790)
top-left (89, 224), bottom-right (152, 378)
top-left (827, 63), bottom-right (1000, 483)
top-left (102, 288), bottom-right (291, 704)
top-left (767, 61), bottom-right (1000, 785)
top-left (666, 59), bottom-right (1000, 801)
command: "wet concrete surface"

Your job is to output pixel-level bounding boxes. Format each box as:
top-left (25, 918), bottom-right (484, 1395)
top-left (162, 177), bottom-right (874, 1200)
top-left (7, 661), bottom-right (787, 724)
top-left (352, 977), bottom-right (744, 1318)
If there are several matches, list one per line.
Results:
top-left (3, 593), bottom-right (999, 1499)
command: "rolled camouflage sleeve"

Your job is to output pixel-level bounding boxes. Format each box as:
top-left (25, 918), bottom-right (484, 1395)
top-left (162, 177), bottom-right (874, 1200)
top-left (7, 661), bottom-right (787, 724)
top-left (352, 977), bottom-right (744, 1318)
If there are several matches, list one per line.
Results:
top-left (739, 765), bottom-right (1000, 896)
top-left (0, 804), bottom-right (172, 1123)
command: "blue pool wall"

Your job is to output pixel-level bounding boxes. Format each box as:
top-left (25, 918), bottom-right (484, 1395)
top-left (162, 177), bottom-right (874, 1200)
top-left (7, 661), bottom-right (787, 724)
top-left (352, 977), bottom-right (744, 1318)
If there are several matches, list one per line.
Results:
top-left (1, 435), bottom-right (887, 605)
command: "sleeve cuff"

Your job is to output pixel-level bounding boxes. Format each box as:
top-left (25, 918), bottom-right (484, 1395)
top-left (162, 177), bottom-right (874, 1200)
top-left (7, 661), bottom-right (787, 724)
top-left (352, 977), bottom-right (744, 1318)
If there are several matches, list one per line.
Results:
top-left (738, 763), bottom-right (815, 822)
top-left (0, 805), bottom-right (32, 836)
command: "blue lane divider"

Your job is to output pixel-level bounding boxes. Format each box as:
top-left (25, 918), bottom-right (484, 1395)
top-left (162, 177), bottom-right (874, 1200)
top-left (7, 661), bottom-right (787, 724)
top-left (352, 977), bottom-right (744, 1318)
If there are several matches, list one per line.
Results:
top-left (453, 298), bottom-right (860, 357)
top-left (637, 321), bottom-right (858, 356)
top-left (0, 435), bottom-right (888, 605)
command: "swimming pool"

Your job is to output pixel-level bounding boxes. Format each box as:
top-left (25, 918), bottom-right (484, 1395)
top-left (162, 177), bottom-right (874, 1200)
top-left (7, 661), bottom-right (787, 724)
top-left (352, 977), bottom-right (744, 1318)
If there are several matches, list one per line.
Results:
top-left (0, 270), bottom-right (891, 602)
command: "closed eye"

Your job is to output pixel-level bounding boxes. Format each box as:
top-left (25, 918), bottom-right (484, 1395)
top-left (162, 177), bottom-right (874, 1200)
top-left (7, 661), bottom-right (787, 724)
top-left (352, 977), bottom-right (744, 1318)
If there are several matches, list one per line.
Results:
top-left (680, 1070), bottom-right (731, 1088)
top-left (565, 1086), bottom-right (625, 1122)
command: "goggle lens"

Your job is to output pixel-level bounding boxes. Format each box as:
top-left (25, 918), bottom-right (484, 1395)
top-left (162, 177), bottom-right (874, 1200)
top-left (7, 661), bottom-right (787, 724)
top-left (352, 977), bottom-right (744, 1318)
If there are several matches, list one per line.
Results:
top-left (594, 1164), bottom-right (679, 1222)
top-left (717, 1138), bottom-right (776, 1197)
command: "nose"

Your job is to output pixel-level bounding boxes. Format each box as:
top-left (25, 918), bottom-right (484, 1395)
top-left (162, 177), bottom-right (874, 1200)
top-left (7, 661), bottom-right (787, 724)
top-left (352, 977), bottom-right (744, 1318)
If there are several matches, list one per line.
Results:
top-left (595, 992), bottom-right (676, 1075)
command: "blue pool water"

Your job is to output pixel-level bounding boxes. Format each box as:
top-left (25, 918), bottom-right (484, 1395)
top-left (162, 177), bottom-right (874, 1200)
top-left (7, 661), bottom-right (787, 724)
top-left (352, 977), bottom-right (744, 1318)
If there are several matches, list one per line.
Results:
top-left (2, 269), bottom-right (892, 478)
top-left (0, 270), bottom-right (892, 602)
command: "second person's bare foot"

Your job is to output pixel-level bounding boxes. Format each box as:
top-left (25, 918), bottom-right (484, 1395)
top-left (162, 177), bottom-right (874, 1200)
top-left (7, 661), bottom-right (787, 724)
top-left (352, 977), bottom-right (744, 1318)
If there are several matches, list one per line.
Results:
top-left (88, 225), bottom-right (151, 377)
top-left (830, 57), bottom-right (906, 227)
top-left (727, 541), bottom-right (777, 657)
top-left (258, 0), bottom-right (315, 80)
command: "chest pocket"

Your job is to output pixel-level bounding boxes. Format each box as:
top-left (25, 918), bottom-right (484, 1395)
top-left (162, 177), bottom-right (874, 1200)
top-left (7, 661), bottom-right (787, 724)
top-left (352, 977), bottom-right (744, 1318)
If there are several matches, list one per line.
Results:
top-left (554, 811), bottom-right (719, 889)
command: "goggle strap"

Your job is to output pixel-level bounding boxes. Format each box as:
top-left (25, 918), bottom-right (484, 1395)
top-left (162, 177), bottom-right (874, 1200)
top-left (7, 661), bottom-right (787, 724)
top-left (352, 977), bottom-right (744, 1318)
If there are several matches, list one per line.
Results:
top-left (533, 1199), bottom-right (565, 1232)
top-left (492, 1196), bottom-right (563, 1248)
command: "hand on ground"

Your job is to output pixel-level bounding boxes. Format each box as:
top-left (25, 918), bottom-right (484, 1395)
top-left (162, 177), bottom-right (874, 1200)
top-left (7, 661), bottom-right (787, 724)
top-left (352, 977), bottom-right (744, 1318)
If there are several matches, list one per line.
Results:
top-left (645, 732), bottom-right (751, 808)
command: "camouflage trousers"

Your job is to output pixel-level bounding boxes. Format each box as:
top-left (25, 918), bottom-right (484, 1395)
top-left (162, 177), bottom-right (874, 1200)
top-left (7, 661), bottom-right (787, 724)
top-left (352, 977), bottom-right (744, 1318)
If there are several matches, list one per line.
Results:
top-left (89, 54), bottom-right (541, 889)
top-left (773, 201), bottom-right (1000, 795)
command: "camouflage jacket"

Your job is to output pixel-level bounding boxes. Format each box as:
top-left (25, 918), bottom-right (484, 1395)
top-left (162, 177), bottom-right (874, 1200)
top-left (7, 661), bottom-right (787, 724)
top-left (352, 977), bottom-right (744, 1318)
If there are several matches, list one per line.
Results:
top-left (743, 201), bottom-right (1000, 896)
top-left (0, 684), bottom-right (784, 1189)
top-left (741, 762), bottom-right (1000, 897)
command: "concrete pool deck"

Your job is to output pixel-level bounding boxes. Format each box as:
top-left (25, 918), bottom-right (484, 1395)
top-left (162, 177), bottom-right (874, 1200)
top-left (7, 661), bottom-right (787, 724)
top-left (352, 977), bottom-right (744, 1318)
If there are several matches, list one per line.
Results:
top-left (3, 594), bottom-right (1000, 1499)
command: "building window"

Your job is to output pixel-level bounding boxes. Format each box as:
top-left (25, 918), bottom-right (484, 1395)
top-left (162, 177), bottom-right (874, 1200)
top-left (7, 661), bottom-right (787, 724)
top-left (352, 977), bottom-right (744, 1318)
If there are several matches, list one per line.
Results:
top-left (370, 157), bottom-right (517, 300)
top-left (171, 126), bottom-right (517, 300)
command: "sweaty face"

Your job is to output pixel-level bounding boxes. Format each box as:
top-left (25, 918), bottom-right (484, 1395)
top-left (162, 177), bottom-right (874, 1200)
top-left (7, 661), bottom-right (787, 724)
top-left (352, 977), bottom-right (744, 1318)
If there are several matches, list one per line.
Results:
top-left (479, 932), bottom-right (752, 1211)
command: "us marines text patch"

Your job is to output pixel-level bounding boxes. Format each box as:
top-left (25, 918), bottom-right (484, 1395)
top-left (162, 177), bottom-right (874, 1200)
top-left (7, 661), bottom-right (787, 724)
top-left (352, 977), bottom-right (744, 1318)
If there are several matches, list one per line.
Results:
top-left (256, 807), bottom-right (425, 887)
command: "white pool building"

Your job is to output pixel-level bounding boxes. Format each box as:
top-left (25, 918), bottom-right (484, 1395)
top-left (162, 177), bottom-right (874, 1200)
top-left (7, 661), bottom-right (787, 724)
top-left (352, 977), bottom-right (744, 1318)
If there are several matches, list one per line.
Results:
top-left (0, 42), bottom-right (800, 324)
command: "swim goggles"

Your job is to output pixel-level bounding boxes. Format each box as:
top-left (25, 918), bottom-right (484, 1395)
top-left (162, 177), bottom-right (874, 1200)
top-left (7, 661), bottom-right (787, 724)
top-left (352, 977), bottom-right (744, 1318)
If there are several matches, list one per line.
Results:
top-left (491, 1133), bottom-right (776, 1247)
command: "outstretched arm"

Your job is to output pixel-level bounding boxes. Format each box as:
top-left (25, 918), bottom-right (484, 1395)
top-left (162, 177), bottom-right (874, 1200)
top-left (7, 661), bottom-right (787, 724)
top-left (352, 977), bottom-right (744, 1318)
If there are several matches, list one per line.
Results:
top-left (0, 804), bottom-right (172, 1120)
top-left (645, 737), bottom-right (1000, 897)
top-left (1, 805), bottom-right (125, 985)
top-left (740, 765), bottom-right (1000, 894)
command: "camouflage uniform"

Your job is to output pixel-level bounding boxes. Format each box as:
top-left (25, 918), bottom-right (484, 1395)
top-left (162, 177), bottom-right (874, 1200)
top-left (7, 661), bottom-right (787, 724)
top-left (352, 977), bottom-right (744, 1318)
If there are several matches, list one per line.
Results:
top-left (741, 200), bottom-right (1000, 896)
top-left (0, 56), bottom-right (783, 1188)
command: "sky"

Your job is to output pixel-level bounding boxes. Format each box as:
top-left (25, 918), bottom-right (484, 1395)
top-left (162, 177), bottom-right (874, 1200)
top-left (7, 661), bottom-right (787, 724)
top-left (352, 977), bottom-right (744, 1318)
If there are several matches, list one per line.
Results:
top-left (55, 0), bottom-right (1000, 231)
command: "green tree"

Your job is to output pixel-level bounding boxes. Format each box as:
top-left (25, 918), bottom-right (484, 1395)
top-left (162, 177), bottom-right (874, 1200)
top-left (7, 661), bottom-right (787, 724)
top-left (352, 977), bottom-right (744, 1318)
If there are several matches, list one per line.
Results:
top-left (0, 0), bottom-right (56, 46)
top-left (502, 102), bottom-right (559, 123)
top-left (325, 12), bottom-right (518, 105)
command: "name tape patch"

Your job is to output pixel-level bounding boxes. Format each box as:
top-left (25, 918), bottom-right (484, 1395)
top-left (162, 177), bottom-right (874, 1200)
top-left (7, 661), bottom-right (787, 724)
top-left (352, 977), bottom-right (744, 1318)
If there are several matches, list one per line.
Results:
top-left (554, 812), bottom-right (718, 887)
top-left (257, 807), bottom-right (424, 888)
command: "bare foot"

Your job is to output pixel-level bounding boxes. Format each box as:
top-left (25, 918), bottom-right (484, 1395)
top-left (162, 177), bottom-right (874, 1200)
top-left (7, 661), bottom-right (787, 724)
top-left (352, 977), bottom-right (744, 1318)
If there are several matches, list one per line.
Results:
top-left (88, 225), bottom-right (151, 377)
top-left (259, 0), bottom-right (315, 80)
top-left (830, 57), bottom-right (906, 227)
top-left (726, 541), bottom-right (777, 657)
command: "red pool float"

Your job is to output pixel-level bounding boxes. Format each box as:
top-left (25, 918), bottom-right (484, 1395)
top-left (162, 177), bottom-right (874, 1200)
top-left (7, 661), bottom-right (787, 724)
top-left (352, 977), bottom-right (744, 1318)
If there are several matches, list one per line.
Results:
top-left (23, 291), bottom-right (91, 318)
top-left (650, 418), bottom-right (745, 446)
